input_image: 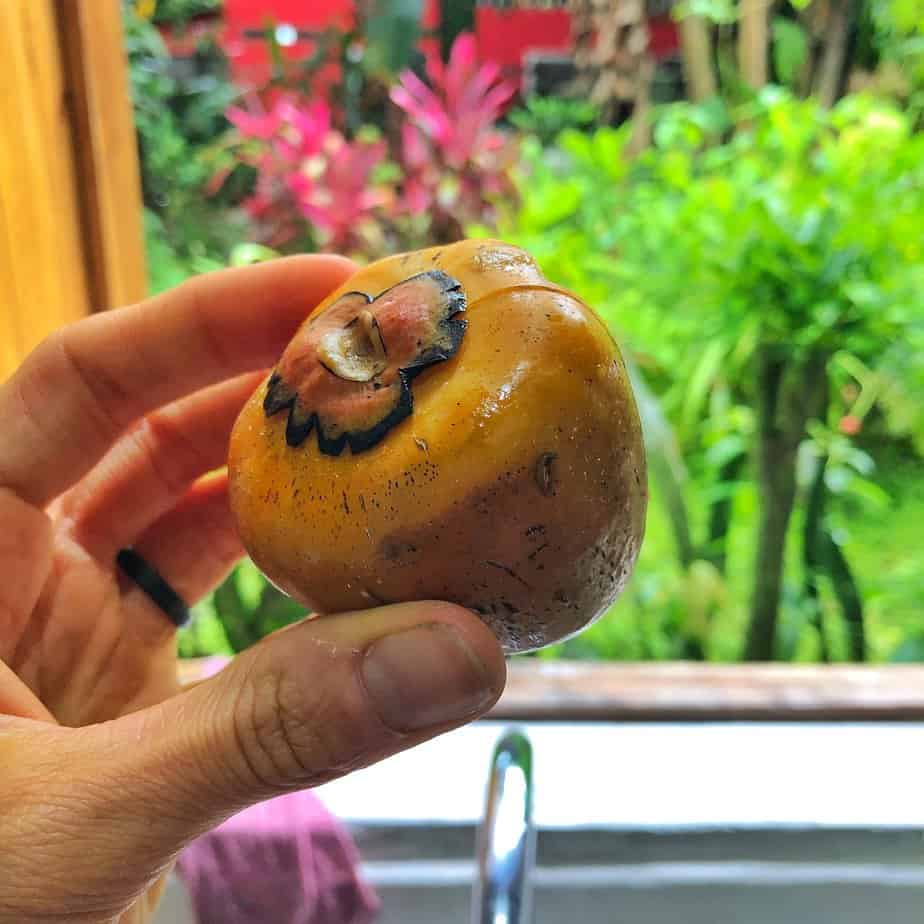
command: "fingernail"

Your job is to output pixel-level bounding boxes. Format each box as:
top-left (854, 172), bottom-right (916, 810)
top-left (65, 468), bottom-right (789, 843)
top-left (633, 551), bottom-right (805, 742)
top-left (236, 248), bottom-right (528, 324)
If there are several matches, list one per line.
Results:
top-left (361, 623), bottom-right (496, 733)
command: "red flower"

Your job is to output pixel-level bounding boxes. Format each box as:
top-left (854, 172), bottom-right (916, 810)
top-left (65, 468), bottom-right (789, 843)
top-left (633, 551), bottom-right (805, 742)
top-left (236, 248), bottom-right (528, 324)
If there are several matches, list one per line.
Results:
top-left (839, 415), bottom-right (862, 436)
top-left (225, 94), bottom-right (391, 253)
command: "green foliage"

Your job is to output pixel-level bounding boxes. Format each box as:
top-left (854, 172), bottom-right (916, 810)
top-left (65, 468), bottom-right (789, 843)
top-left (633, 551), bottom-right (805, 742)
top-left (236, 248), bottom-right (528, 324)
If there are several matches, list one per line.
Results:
top-left (124, 3), bottom-right (246, 291)
top-left (258, 0), bottom-right (424, 137)
top-left (771, 17), bottom-right (809, 88)
top-left (633, 92), bottom-right (919, 362)
top-left (674, 0), bottom-right (738, 25)
top-left (128, 0), bottom-right (922, 664)
top-left (508, 96), bottom-right (601, 146)
top-left (364, 0), bottom-right (425, 76)
top-left (870, 0), bottom-right (924, 83)
top-left (179, 560), bottom-right (307, 656)
top-left (149, 0), bottom-right (222, 25)
top-left (486, 89), bottom-right (924, 662)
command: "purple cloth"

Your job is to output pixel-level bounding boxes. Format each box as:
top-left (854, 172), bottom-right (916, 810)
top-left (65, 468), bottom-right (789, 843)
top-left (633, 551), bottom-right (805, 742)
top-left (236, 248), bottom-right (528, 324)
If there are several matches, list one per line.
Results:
top-left (176, 790), bottom-right (380, 924)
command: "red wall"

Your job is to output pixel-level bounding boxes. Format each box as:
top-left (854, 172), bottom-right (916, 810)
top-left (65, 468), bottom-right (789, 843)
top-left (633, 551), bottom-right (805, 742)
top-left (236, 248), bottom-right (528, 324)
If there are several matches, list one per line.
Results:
top-left (221, 0), bottom-right (440, 88)
top-left (164, 2), bottom-right (679, 91)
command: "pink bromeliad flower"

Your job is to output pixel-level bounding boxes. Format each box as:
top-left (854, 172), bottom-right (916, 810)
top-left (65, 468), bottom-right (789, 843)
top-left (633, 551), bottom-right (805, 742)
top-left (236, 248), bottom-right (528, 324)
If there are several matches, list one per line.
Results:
top-left (390, 33), bottom-right (519, 237)
top-left (226, 95), bottom-right (392, 252)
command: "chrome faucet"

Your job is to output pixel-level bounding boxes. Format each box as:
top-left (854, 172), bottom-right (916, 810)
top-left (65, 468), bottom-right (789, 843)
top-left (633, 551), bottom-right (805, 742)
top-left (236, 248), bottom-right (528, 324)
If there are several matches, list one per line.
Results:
top-left (471, 729), bottom-right (536, 924)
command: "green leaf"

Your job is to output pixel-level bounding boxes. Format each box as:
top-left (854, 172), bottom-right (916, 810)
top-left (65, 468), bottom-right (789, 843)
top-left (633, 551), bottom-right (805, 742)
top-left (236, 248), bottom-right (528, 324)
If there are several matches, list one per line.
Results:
top-left (845, 477), bottom-right (892, 511)
top-left (674, 0), bottom-right (738, 25)
top-left (682, 339), bottom-right (727, 430)
top-left (706, 434), bottom-right (748, 469)
top-left (230, 242), bottom-right (280, 266)
top-left (235, 559), bottom-right (267, 612)
top-left (772, 17), bottom-right (809, 87)
top-left (364, 0), bottom-right (424, 75)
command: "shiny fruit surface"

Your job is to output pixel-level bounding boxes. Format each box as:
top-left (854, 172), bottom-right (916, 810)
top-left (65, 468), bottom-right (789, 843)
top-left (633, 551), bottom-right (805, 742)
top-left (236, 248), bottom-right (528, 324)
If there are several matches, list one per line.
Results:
top-left (228, 239), bottom-right (647, 653)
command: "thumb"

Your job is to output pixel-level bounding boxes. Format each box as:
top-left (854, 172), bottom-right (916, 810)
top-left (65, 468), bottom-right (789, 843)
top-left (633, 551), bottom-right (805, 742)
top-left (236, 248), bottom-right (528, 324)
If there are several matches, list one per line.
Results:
top-left (85, 602), bottom-right (504, 869)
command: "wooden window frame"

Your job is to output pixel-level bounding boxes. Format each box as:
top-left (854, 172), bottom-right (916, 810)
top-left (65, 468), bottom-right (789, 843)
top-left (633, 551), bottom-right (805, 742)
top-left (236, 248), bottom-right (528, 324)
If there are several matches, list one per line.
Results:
top-left (1, 1), bottom-right (146, 383)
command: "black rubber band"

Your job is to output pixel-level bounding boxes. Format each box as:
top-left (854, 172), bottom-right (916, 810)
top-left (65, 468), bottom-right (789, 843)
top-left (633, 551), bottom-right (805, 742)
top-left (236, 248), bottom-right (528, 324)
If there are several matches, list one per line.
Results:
top-left (116, 548), bottom-right (190, 628)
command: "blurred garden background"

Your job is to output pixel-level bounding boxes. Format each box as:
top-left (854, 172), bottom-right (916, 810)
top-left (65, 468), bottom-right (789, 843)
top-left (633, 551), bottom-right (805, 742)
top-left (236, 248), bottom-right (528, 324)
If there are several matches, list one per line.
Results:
top-left (125, 0), bottom-right (923, 665)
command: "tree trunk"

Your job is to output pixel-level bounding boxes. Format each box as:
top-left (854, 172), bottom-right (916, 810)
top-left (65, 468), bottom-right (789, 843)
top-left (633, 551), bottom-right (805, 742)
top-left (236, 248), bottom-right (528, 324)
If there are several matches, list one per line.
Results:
top-left (744, 347), bottom-right (828, 660)
top-left (738, 0), bottom-right (769, 89)
top-left (679, 13), bottom-right (718, 101)
top-left (822, 531), bottom-right (865, 661)
top-left (745, 351), bottom-right (798, 661)
top-left (627, 55), bottom-right (656, 156)
top-left (803, 450), bottom-right (831, 661)
top-left (814, 0), bottom-right (853, 107)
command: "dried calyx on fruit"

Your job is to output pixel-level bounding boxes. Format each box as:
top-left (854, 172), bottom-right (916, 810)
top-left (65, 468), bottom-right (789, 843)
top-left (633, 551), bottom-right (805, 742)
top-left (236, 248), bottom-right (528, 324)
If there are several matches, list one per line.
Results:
top-left (263, 270), bottom-right (466, 456)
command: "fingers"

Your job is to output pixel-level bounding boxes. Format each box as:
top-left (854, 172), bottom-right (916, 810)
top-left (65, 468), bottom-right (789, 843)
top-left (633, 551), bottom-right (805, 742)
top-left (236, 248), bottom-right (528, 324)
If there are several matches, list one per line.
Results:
top-left (0, 489), bottom-right (53, 663)
top-left (1, 606), bottom-right (503, 919)
top-left (79, 603), bottom-right (505, 871)
top-left (0, 255), bottom-right (356, 507)
top-left (0, 660), bottom-right (55, 722)
top-left (121, 474), bottom-right (244, 644)
top-left (61, 371), bottom-right (262, 561)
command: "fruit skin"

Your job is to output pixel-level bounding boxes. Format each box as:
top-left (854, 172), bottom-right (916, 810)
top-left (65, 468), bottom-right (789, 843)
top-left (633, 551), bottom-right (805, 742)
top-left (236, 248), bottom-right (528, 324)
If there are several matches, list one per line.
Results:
top-left (228, 239), bottom-right (647, 653)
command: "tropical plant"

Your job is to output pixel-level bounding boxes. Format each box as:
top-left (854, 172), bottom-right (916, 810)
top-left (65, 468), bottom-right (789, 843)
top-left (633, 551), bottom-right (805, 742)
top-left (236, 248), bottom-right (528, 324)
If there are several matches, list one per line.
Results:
top-left (256, 0), bottom-right (426, 138)
top-left (217, 31), bottom-right (521, 256)
top-left (390, 32), bottom-right (520, 242)
top-left (223, 96), bottom-right (395, 255)
top-left (147, 0), bottom-right (221, 25)
top-left (490, 89), bottom-right (924, 662)
top-left (508, 95), bottom-right (600, 145)
top-left (124, 1), bottom-right (245, 291)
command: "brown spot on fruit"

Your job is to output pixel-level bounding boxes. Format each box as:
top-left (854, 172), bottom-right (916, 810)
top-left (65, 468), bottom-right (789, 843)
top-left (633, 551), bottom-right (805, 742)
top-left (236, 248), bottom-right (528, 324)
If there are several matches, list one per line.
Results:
top-left (535, 452), bottom-right (558, 496)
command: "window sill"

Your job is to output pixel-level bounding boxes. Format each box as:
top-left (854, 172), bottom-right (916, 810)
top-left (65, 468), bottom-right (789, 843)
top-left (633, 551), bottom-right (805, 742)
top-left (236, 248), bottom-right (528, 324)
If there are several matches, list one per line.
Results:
top-left (178, 657), bottom-right (924, 721)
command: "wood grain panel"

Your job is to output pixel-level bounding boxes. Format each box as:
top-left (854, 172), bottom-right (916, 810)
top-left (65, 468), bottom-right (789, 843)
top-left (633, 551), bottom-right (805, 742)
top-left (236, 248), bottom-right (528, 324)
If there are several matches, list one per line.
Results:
top-left (0, 0), bottom-right (91, 381)
top-left (0, 0), bottom-right (147, 384)
top-left (55, 0), bottom-right (147, 310)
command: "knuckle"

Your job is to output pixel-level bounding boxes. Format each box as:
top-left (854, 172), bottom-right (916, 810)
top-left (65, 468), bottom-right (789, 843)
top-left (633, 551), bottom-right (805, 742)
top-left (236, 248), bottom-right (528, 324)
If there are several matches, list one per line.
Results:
top-left (231, 657), bottom-right (317, 790)
top-left (136, 412), bottom-right (210, 498)
top-left (183, 275), bottom-right (236, 373)
top-left (230, 650), bottom-right (376, 792)
top-left (49, 327), bottom-right (132, 433)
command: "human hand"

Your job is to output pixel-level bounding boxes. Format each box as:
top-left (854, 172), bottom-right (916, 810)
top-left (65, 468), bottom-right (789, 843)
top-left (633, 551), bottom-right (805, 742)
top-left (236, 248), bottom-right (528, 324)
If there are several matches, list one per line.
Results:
top-left (0, 257), bottom-right (506, 923)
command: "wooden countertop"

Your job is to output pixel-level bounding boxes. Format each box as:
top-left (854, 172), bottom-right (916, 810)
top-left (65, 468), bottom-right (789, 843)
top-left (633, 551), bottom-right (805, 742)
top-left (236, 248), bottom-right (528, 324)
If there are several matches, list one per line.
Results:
top-left (491, 661), bottom-right (924, 721)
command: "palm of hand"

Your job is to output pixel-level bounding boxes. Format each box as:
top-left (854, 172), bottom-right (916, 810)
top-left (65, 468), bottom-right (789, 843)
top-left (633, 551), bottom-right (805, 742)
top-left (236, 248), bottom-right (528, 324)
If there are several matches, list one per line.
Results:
top-left (0, 408), bottom-right (242, 923)
top-left (0, 364), bottom-right (252, 728)
top-left (4, 533), bottom-right (179, 727)
top-left (1, 260), bottom-right (355, 734)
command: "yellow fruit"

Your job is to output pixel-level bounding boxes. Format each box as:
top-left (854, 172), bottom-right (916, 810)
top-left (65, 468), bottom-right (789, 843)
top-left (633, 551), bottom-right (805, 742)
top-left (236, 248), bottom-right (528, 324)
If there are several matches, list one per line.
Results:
top-left (228, 239), bottom-right (647, 653)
